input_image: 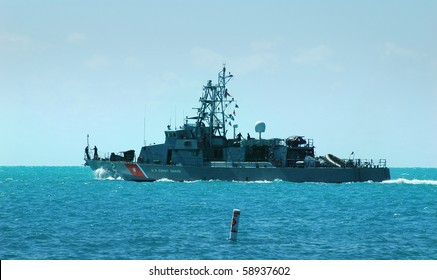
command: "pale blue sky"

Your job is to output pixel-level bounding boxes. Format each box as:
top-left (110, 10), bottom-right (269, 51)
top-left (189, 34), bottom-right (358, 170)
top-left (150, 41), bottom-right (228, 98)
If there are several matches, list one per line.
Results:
top-left (1, 0), bottom-right (436, 167)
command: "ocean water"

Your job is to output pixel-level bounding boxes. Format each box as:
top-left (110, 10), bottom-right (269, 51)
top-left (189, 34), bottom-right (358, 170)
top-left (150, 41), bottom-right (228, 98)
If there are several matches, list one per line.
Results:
top-left (0, 167), bottom-right (436, 260)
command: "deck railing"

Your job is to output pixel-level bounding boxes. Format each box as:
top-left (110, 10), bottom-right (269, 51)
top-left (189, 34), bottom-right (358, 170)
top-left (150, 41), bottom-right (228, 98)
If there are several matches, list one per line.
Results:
top-left (350, 159), bottom-right (387, 168)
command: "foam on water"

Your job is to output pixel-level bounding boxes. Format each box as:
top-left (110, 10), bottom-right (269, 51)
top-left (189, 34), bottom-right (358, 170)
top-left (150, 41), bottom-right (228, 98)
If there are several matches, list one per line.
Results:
top-left (93, 167), bottom-right (122, 180)
top-left (382, 178), bottom-right (437, 185)
top-left (155, 178), bottom-right (176, 183)
top-left (244, 180), bottom-right (275, 184)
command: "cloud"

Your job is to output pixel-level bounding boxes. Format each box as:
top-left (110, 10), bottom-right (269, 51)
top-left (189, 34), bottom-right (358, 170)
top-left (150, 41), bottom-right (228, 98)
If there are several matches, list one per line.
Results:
top-left (66, 32), bottom-right (85, 44)
top-left (235, 51), bottom-right (277, 74)
top-left (383, 42), bottom-right (417, 58)
top-left (291, 44), bottom-right (332, 65)
top-left (382, 42), bottom-right (429, 62)
top-left (191, 47), bottom-right (225, 68)
top-left (290, 44), bottom-right (344, 72)
top-left (0, 33), bottom-right (45, 51)
top-left (191, 40), bottom-right (278, 74)
top-left (0, 33), bottom-right (31, 45)
top-left (123, 56), bottom-right (144, 69)
top-left (84, 54), bottom-right (110, 69)
top-left (250, 39), bottom-right (277, 52)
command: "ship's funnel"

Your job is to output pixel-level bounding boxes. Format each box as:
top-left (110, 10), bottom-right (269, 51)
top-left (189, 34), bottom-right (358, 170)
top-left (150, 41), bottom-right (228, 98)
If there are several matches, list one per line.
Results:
top-left (255, 121), bottom-right (266, 139)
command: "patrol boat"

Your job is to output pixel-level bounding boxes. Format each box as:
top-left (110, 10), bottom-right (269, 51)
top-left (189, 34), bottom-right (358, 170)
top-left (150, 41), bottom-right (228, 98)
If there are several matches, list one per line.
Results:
top-left (84, 66), bottom-right (390, 183)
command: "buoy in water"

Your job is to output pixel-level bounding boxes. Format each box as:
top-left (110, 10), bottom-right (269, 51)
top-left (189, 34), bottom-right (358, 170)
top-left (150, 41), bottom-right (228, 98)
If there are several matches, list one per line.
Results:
top-left (229, 209), bottom-right (240, 241)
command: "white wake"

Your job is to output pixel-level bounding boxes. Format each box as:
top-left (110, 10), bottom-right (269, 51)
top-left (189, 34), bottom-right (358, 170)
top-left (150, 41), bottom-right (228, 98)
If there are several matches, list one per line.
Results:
top-left (382, 178), bottom-right (437, 185)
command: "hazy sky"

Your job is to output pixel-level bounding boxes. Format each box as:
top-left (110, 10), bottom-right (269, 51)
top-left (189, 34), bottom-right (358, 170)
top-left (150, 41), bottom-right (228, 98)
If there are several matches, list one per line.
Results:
top-left (1, 0), bottom-right (436, 167)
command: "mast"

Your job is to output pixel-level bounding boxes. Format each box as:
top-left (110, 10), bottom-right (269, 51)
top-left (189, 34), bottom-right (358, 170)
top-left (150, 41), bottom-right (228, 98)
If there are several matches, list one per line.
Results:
top-left (218, 65), bottom-right (234, 136)
top-left (196, 65), bottom-right (233, 146)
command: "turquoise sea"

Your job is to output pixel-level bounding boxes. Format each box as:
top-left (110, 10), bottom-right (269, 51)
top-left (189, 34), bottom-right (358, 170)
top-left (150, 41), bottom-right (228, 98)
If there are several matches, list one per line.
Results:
top-left (0, 167), bottom-right (436, 260)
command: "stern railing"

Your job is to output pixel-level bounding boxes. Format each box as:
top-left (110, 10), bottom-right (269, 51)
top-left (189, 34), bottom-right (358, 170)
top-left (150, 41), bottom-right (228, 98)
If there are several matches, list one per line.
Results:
top-left (348, 159), bottom-right (387, 168)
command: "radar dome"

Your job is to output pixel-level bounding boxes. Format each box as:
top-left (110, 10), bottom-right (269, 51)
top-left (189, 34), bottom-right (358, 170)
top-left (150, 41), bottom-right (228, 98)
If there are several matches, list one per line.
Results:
top-left (255, 121), bottom-right (266, 133)
top-left (255, 121), bottom-right (266, 140)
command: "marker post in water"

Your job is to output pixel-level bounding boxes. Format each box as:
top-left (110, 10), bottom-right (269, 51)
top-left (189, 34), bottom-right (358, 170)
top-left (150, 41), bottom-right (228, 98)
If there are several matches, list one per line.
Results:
top-left (229, 209), bottom-right (240, 241)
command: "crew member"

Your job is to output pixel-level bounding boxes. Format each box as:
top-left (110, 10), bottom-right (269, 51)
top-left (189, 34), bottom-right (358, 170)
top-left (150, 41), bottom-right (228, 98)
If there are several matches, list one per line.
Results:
top-left (93, 146), bottom-right (99, 160)
top-left (85, 146), bottom-right (90, 160)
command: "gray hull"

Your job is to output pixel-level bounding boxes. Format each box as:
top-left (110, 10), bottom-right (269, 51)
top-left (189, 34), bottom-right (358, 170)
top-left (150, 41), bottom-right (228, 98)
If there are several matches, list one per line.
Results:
top-left (113, 162), bottom-right (390, 183)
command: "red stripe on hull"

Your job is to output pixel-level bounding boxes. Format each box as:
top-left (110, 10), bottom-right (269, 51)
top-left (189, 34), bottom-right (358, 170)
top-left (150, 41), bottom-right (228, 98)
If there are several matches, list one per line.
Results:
top-left (125, 163), bottom-right (146, 178)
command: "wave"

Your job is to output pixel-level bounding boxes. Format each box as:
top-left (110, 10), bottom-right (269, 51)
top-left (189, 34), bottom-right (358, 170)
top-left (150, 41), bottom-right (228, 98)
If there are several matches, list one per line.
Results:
top-left (153, 178), bottom-right (203, 183)
top-left (155, 178), bottom-right (176, 183)
top-left (246, 180), bottom-right (276, 184)
top-left (382, 178), bottom-right (437, 185)
top-left (93, 168), bottom-right (122, 180)
top-left (231, 179), bottom-right (284, 184)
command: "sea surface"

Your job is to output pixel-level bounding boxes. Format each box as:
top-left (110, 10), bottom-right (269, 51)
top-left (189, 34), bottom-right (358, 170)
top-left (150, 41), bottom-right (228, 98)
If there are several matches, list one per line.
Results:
top-left (1, 167), bottom-right (436, 260)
